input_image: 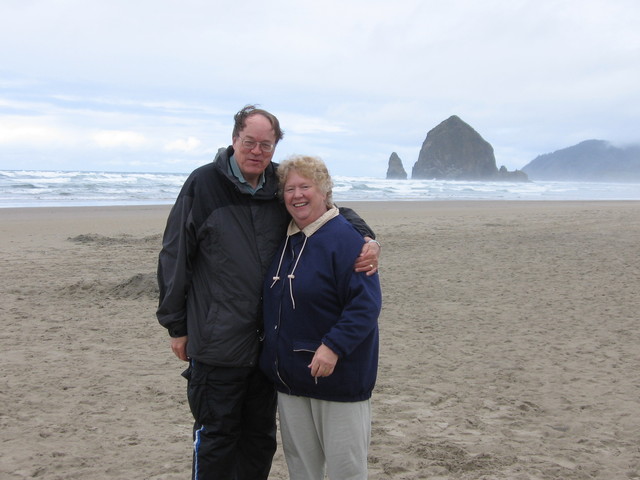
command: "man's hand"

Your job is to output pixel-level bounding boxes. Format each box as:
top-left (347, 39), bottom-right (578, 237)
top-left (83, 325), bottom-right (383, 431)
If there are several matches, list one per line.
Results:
top-left (170, 336), bottom-right (189, 361)
top-left (354, 237), bottom-right (380, 276)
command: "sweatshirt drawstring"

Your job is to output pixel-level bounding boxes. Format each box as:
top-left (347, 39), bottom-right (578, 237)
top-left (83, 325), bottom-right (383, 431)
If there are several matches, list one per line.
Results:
top-left (270, 236), bottom-right (289, 288)
top-left (269, 234), bottom-right (308, 310)
top-left (287, 236), bottom-right (307, 309)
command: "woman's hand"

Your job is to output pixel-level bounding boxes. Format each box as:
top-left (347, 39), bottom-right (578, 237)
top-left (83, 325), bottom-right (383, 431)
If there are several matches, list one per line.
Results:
top-left (308, 344), bottom-right (338, 378)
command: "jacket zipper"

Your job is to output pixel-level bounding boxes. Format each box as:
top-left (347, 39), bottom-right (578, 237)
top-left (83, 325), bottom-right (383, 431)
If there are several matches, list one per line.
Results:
top-left (274, 303), bottom-right (291, 393)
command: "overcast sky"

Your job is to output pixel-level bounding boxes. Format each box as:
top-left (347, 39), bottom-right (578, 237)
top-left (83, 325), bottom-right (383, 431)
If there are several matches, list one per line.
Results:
top-left (1, 0), bottom-right (638, 177)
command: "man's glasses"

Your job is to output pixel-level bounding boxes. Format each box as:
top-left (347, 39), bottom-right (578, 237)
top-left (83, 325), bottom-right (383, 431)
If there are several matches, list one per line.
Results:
top-left (239, 137), bottom-right (275, 153)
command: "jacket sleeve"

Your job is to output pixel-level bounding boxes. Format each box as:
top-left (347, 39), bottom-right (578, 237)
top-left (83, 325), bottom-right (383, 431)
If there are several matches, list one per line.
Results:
top-left (337, 206), bottom-right (376, 239)
top-left (156, 191), bottom-right (197, 338)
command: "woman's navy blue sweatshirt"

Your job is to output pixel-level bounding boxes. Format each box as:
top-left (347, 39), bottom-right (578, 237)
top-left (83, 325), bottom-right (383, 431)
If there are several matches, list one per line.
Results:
top-left (259, 210), bottom-right (382, 402)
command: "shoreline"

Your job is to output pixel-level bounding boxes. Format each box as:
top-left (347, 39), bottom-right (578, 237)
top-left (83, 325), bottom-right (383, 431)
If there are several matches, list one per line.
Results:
top-left (1, 198), bottom-right (639, 214)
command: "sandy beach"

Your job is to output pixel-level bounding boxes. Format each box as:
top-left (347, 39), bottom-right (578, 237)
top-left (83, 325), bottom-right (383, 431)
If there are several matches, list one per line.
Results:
top-left (1, 201), bottom-right (639, 480)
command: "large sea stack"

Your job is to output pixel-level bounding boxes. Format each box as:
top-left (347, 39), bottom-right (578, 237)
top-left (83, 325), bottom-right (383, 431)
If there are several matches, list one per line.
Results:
top-left (412, 115), bottom-right (499, 180)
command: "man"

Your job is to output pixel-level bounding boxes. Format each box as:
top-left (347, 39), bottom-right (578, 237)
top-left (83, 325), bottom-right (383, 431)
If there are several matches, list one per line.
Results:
top-left (157, 105), bottom-right (380, 480)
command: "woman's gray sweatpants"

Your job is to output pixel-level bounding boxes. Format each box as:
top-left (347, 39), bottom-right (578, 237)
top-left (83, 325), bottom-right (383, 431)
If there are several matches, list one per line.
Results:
top-left (278, 392), bottom-right (371, 480)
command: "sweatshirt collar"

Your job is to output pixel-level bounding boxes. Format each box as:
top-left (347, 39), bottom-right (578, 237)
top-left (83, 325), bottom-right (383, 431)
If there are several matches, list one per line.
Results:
top-left (287, 206), bottom-right (339, 238)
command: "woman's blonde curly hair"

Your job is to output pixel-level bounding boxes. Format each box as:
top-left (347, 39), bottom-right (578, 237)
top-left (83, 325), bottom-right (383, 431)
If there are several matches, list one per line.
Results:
top-left (277, 155), bottom-right (334, 208)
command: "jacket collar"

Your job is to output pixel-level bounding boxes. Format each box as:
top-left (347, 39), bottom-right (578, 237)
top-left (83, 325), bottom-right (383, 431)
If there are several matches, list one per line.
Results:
top-left (213, 146), bottom-right (279, 199)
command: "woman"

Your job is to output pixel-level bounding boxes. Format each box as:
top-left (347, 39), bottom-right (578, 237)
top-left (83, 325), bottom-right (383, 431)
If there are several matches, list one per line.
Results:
top-left (260, 155), bottom-right (382, 480)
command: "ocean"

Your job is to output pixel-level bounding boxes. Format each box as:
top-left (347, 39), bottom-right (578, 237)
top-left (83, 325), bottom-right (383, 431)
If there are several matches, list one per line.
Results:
top-left (1, 169), bottom-right (639, 208)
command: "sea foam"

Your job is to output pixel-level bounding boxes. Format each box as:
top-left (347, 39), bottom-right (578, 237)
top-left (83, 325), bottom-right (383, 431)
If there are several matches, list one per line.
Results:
top-left (1, 170), bottom-right (639, 208)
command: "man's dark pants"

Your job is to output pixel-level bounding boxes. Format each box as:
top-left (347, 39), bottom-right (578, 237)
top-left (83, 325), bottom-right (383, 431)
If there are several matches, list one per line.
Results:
top-left (186, 360), bottom-right (277, 480)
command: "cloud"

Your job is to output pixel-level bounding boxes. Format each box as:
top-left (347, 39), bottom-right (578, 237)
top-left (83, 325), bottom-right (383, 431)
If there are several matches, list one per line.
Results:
top-left (0, 123), bottom-right (65, 145)
top-left (164, 136), bottom-right (203, 153)
top-left (279, 114), bottom-right (349, 136)
top-left (92, 130), bottom-right (149, 149)
top-left (0, 115), bottom-right (80, 147)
